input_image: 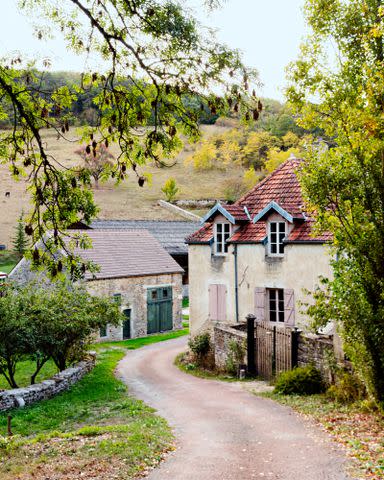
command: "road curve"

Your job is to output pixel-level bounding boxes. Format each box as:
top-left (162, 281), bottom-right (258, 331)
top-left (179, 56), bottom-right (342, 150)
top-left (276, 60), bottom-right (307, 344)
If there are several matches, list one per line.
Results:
top-left (117, 336), bottom-right (351, 480)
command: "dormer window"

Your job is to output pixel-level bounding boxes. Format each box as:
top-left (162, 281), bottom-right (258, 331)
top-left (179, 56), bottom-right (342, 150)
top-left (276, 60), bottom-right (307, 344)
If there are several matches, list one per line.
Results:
top-left (268, 221), bottom-right (286, 256)
top-left (215, 223), bottom-right (231, 254)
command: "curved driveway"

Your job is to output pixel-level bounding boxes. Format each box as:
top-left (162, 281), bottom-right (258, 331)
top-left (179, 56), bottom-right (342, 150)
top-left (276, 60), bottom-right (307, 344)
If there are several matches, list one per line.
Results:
top-left (117, 336), bottom-right (351, 480)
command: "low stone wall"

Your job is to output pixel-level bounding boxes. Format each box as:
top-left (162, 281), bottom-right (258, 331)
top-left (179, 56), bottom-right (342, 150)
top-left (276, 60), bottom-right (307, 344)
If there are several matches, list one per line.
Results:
top-left (297, 333), bottom-right (335, 382)
top-left (157, 200), bottom-right (202, 221)
top-left (213, 323), bottom-right (247, 369)
top-left (0, 353), bottom-right (96, 412)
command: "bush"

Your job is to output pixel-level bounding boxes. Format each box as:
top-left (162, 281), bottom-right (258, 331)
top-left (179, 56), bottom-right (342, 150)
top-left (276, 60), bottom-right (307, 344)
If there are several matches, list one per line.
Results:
top-left (274, 365), bottom-right (325, 395)
top-left (188, 332), bottom-right (211, 359)
top-left (225, 339), bottom-right (246, 375)
top-left (222, 178), bottom-right (247, 203)
top-left (161, 177), bottom-right (180, 203)
top-left (326, 371), bottom-right (365, 403)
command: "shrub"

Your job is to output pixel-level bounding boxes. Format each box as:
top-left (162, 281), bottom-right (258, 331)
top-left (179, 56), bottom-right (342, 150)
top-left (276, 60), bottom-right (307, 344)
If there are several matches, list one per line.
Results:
top-left (161, 177), bottom-right (179, 203)
top-left (188, 332), bottom-right (211, 359)
top-left (326, 371), bottom-right (365, 403)
top-left (274, 365), bottom-right (325, 395)
top-left (225, 339), bottom-right (246, 375)
top-left (222, 178), bottom-right (247, 203)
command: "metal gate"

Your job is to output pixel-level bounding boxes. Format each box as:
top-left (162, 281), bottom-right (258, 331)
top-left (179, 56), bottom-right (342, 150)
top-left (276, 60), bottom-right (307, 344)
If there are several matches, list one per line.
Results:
top-left (147, 286), bottom-right (173, 334)
top-left (255, 322), bottom-right (297, 380)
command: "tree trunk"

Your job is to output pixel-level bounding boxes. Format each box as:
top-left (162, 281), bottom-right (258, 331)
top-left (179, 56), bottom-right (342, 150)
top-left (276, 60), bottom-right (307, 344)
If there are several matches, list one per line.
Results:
top-left (30, 357), bottom-right (49, 385)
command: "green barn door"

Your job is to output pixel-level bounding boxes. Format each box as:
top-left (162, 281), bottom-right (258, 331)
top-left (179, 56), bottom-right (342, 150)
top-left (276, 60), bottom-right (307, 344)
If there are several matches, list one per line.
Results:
top-left (147, 287), bottom-right (173, 334)
top-left (122, 309), bottom-right (131, 339)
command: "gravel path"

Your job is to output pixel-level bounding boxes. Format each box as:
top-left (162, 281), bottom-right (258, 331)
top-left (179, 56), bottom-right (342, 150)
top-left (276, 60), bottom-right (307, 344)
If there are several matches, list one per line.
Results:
top-left (117, 336), bottom-right (351, 480)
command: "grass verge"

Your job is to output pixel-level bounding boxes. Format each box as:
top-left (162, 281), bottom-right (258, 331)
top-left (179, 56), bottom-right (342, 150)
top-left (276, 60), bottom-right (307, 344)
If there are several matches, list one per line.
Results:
top-left (261, 392), bottom-right (384, 480)
top-left (0, 328), bottom-right (188, 480)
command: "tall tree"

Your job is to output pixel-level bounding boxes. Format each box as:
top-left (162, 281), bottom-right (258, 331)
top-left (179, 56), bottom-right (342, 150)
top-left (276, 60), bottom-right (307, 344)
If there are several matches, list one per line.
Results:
top-left (1, 0), bottom-right (259, 274)
top-left (287, 0), bottom-right (384, 405)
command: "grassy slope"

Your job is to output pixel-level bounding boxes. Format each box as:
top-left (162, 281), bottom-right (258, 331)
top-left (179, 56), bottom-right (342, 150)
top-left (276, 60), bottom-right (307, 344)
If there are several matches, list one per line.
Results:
top-left (0, 124), bottom-right (241, 246)
top-left (0, 251), bottom-right (19, 274)
top-left (0, 328), bottom-right (188, 480)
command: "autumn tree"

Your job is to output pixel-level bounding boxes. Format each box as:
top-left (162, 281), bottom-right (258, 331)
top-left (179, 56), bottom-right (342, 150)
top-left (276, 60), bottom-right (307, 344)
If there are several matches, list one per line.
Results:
top-left (1, 0), bottom-right (259, 275)
top-left (75, 144), bottom-right (114, 188)
top-left (287, 0), bottom-right (384, 405)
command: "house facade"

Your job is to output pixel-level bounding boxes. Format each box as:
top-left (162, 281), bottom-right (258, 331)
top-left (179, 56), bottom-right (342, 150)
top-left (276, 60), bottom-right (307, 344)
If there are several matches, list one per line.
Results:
top-left (186, 157), bottom-right (333, 336)
top-left (10, 229), bottom-right (184, 341)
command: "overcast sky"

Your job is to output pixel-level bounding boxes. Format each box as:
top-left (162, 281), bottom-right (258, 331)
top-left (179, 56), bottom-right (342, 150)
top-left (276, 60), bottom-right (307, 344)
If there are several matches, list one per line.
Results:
top-left (0, 0), bottom-right (306, 100)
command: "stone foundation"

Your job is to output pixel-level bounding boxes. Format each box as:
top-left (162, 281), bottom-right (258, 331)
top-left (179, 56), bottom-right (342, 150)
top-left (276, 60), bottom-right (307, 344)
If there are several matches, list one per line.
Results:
top-left (0, 353), bottom-right (96, 412)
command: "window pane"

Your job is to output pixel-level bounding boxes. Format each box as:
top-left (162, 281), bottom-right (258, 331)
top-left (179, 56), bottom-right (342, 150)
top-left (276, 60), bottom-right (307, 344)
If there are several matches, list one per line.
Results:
top-left (224, 224), bottom-right (230, 234)
top-left (163, 288), bottom-right (168, 298)
top-left (270, 310), bottom-right (276, 322)
top-left (279, 222), bottom-right (286, 233)
top-left (270, 223), bottom-right (277, 233)
top-left (278, 311), bottom-right (285, 323)
top-left (278, 290), bottom-right (284, 302)
top-left (224, 242), bottom-right (229, 253)
top-left (217, 224), bottom-right (222, 233)
top-left (271, 243), bottom-right (277, 254)
top-left (151, 290), bottom-right (157, 300)
top-left (271, 233), bottom-right (277, 243)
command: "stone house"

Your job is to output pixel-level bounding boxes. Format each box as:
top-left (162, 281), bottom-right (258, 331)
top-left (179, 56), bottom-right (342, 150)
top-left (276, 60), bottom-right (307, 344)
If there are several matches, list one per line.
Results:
top-left (10, 229), bottom-right (184, 341)
top-left (186, 156), bottom-right (333, 336)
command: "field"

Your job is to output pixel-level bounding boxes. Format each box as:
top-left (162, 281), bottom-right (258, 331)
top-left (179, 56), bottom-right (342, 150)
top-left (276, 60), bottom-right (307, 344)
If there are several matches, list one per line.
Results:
top-left (0, 124), bottom-right (242, 247)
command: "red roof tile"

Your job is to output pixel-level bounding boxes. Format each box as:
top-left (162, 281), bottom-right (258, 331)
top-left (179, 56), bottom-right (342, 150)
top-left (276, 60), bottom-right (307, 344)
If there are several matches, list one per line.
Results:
top-left (187, 158), bottom-right (332, 244)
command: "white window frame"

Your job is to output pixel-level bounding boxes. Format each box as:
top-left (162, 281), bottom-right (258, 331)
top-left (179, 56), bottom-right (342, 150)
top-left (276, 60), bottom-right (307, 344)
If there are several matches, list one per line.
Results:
top-left (215, 222), bottom-right (231, 255)
top-left (268, 221), bottom-right (286, 256)
top-left (268, 288), bottom-right (285, 323)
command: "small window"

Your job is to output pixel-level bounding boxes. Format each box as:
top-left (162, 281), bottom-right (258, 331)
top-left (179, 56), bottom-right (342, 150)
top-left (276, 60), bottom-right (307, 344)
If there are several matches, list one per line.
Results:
top-left (162, 288), bottom-right (168, 298)
top-left (113, 293), bottom-right (122, 305)
top-left (268, 289), bottom-right (285, 323)
top-left (99, 325), bottom-right (107, 337)
top-left (151, 290), bottom-right (158, 300)
top-left (268, 222), bottom-right (286, 256)
top-left (215, 223), bottom-right (231, 254)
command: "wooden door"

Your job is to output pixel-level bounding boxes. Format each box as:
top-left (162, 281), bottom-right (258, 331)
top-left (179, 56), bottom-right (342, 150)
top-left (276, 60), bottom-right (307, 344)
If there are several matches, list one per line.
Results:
top-left (123, 308), bottom-right (131, 339)
top-left (147, 287), bottom-right (173, 334)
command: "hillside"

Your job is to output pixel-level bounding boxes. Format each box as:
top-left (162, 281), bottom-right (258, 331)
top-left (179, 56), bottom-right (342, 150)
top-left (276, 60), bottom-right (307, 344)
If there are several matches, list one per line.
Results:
top-left (0, 125), bottom-right (242, 247)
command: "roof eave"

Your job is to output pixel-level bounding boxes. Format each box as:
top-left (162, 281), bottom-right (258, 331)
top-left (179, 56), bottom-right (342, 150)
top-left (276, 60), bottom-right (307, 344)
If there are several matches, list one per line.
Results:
top-left (253, 201), bottom-right (294, 224)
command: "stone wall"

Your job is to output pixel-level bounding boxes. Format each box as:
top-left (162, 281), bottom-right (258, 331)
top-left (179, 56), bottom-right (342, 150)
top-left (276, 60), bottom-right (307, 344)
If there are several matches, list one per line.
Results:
top-left (297, 333), bottom-right (335, 382)
top-left (213, 323), bottom-right (247, 369)
top-left (87, 272), bottom-right (183, 341)
top-left (0, 354), bottom-right (96, 412)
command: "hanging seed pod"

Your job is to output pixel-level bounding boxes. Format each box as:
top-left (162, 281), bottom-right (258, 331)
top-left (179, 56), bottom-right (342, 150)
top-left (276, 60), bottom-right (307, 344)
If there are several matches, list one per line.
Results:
top-left (85, 145), bottom-right (91, 154)
top-left (65, 121), bottom-right (69, 132)
top-left (25, 224), bottom-right (33, 236)
top-left (61, 126), bottom-right (65, 134)
top-left (33, 248), bottom-right (39, 262)
top-left (105, 139), bottom-right (109, 148)
top-left (132, 162), bottom-right (137, 171)
top-left (147, 7), bottom-right (155, 16)
top-left (51, 265), bottom-right (58, 277)
top-left (57, 260), bottom-right (63, 272)
top-left (253, 109), bottom-right (259, 121)
top-left (165, 84), bottom-right (171, 94)
top-left (92, 149), bottom-right (97, 158)
top-left (111, 113), bottom-right (117, 124)
top-left (108, 126), bottom-right (113, 134)
top-left (71, 177), bottom-right (77, 188)
top-left (258, 100), bottom-right (263, 111)
top-left (252, 89), bottom-right (256, 98)
top-left (92, 140), bottom-right (97, 149)
top-left (90, 133), bottom-right (94, 140)
top-left (245, 112), bottom-right (250, 121)
top-left (138, 176), bottom-right (145, 187)
top-left (24, 157), bottom-right (32, 167)
top-left (175, 84), bottom-right (181, 96)
top-left (122, 164), bottom-right (127, 173)
top-left (13, 166), bottom-right (19, 176)
top-left (229, 70), bottom-right (234, 77)
top-left (92, 72), bottom-right (98, 82)
top-left (81, 263), bottom-right (86, 274)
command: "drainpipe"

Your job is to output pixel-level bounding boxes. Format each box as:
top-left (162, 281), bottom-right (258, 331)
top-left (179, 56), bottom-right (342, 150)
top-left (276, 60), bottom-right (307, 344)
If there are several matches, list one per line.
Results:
top-left (234, 244), bottom-right (239, 323)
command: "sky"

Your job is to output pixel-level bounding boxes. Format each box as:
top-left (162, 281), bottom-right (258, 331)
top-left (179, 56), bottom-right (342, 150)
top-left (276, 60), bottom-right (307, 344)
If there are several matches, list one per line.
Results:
top-left (0, 0), bottom-right (306, 101)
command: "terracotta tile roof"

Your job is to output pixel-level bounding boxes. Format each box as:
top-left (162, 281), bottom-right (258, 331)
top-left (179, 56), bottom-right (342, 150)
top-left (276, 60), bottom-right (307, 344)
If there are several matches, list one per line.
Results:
top-left (186, 223), bottom-right (213, 243)
top-left (70, 230), bottom-right (184, 280)
top-left (187, 157), bottom-right (332, 244)
top-left (237, 158), bottom-right (305, 217)
top-left (222, 204), bottom-right (250, 221)
top-left (229, 222), bottom-right (266, 243)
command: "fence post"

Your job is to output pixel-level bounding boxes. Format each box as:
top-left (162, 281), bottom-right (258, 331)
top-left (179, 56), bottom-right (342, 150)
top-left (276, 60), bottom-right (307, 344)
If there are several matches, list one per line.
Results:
top-left (291, 327), bottom-right (300, 369)
top-left (272, 325), bottom-right (276, 377)
top-left (246, 314), bottom-right (256, 377)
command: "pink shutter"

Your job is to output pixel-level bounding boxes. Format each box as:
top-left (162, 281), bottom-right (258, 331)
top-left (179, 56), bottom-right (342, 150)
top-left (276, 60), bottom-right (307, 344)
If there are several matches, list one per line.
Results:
top-left (254, 287), bottom-right (266, 322)
top-left (209, 285), bottom-right (218, 320)
top-left (284, 289), bottom-right (295, 326)
top-left (217, 284), bottom-right (227, 321)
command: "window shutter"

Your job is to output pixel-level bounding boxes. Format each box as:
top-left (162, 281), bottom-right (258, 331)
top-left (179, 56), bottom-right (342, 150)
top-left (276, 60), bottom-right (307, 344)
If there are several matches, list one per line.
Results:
top-left (209, 285), bottom-right (218, 320)
top-left (284, 289), bottom-right (295, 326)
top-left (217, 284), bottom-right (227, 321)
top-left (254, 287), bottom-right (266, 322)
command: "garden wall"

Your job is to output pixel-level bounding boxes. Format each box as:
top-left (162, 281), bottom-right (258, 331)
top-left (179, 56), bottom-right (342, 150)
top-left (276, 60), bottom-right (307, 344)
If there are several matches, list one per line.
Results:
top-left (0, 353), bottom-right (96, 412)
top-left (213, 323), bottom-right (247, 369)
